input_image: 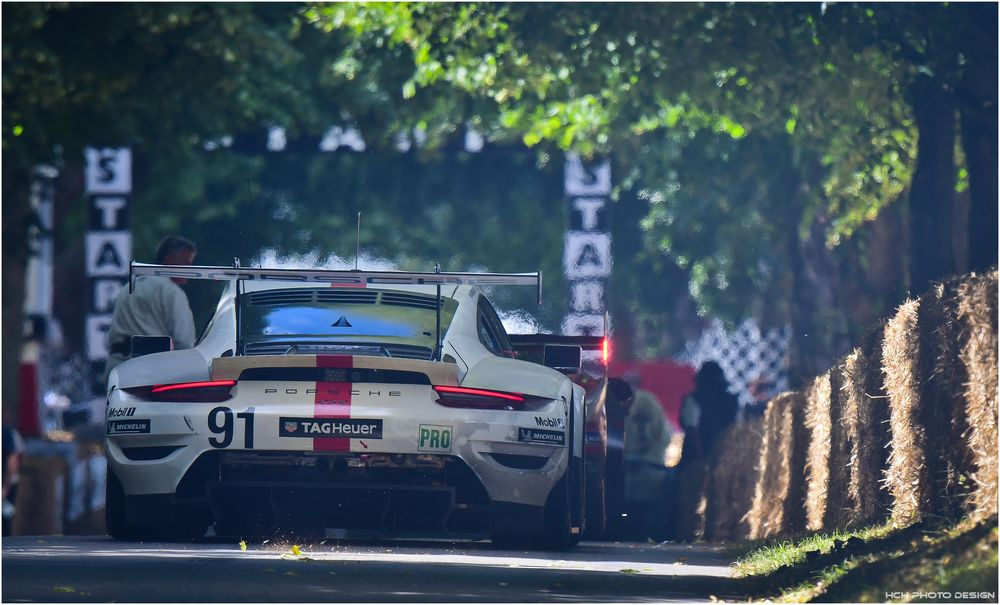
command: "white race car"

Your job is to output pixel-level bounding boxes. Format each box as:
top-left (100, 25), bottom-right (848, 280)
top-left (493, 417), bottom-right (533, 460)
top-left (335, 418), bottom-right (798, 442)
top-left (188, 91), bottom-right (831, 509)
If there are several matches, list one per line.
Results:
top-left (106, 263), bottom-right (587, 549)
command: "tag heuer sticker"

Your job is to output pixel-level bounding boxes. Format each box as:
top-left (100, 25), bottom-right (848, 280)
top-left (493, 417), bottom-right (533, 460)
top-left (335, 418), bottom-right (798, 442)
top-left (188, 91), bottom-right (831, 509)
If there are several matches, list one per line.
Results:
top-left (418, 425), bottom-right (452, 452)
top-left (278, 417), bottom-right (383, 439)
top-left (517, 427), bottom-right (565, 446)
top-left (107, 419), bottom-right (150, 434)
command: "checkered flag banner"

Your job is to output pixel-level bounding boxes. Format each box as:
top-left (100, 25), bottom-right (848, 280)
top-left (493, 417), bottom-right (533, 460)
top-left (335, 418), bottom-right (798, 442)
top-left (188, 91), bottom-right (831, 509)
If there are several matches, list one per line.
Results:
top-left (678, 318), bottom-right (791, 407)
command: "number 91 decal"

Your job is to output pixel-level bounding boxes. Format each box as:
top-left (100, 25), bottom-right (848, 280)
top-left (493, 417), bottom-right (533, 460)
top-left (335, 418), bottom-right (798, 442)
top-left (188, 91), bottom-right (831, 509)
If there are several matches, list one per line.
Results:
top-left (208, 406), bottom-right (255, 449)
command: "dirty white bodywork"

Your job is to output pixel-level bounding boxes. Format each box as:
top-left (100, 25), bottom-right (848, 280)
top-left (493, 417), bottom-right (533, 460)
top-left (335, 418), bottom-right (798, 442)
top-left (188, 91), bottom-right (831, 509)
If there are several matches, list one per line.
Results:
top-left (106, 281), bottom-right (585, 513)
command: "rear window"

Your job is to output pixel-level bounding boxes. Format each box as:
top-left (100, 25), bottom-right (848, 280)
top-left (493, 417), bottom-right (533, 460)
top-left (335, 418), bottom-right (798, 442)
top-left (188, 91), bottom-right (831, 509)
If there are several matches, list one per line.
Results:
top-left (239, 288), bottom-right (458, 352)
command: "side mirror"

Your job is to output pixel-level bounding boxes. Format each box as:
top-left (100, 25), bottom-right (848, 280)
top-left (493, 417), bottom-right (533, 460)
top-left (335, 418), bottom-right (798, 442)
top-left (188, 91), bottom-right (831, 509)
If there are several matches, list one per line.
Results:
top-left (543, 344), bottom-right (582, 374)
top-left (131, 335), bottom-right (173, 358)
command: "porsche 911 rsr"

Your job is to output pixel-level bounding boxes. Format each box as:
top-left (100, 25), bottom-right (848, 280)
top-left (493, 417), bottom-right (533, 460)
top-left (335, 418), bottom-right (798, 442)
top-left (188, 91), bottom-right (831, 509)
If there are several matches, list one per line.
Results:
top-left (105, 264), bottom-right (586, 549)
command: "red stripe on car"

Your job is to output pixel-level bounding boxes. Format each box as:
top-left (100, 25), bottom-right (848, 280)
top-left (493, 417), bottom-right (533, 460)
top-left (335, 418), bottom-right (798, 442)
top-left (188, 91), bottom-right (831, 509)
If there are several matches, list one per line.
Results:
top-left (314, 355), bottom-right (353, 452)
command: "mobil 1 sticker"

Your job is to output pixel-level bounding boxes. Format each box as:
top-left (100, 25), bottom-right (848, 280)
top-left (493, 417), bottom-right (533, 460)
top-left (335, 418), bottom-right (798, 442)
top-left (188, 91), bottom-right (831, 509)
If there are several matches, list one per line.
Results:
top-left (108, 419), bottom-right (150, 434)
top-left (518, 427), bottom-right (565, 446)
top-left (279, 417), bottom-right (383, 439)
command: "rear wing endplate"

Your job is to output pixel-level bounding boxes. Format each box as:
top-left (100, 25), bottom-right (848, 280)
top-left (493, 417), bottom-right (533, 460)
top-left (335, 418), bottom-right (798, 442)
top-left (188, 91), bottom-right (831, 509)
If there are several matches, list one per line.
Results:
top-left (129, 261), bottom-right (542, 303)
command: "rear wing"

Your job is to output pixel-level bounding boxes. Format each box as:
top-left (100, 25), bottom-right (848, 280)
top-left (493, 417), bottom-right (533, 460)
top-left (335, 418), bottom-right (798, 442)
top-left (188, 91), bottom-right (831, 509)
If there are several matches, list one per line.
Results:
top-left (509, 334), bottom-right (605, 350)
top-left (129, 261), bottom-right (542, 303)
top-left (130, 260), bottom-right (542, 362)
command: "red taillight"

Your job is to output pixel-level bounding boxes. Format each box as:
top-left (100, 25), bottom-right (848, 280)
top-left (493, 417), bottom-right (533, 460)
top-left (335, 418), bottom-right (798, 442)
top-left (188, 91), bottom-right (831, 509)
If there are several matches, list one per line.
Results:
top-left (602, 338), bottom-right (610, 364)
top-left (148, 380), bottom-right (236, 402)
top-left (433, 385), bottom-right (526, 410)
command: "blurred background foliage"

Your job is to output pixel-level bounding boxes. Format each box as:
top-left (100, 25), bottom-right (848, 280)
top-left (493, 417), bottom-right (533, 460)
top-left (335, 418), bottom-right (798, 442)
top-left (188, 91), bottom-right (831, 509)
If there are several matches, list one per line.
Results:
top-left (3, 2), bottom-right (996, 412)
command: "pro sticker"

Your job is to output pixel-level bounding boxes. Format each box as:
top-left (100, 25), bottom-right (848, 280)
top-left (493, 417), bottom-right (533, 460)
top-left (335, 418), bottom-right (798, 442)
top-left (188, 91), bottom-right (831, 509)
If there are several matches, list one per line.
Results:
top-left (418, 425), bottom-right (452, 452)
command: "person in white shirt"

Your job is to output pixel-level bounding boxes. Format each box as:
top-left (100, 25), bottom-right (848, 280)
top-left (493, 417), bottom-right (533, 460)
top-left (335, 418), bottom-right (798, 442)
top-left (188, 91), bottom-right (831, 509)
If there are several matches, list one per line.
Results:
top-left (103, 236), bottom-right (198, 383)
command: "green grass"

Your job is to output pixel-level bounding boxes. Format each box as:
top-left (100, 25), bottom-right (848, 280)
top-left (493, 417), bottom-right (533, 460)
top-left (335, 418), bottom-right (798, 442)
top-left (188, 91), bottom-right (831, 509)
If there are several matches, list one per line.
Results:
top-left (729, 518), bottom-right (998, 603)
top-left (732, 521), bottom-right (896, 577)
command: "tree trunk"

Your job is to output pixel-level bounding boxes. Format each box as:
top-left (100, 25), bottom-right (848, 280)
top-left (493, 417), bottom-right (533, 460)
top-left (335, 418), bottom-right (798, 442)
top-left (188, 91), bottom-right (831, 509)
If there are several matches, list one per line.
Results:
top-left (1, 158), bottom-right (32, 426)
top-left (780, 145), bottom-right (850, 387)
top-left (908, 75), bottom-right (958, 295)
top-left (959, 28), bottom-right (999, 273)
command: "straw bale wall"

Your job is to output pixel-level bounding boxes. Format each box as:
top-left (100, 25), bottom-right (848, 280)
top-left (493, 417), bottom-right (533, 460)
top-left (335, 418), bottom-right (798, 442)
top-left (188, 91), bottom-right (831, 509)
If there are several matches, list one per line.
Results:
top-left (957, 270), bottom-right (998, 520)
top-left (804, 372), bottom-right (833, 531)
top-left (882, 298), bottom-right (928, 524)
top-left (704, 418), bottom-right (764, 542)
top-left (917, 279), bottom-right (975, 519)
top-left (747, 392), bottom-right (808, 539)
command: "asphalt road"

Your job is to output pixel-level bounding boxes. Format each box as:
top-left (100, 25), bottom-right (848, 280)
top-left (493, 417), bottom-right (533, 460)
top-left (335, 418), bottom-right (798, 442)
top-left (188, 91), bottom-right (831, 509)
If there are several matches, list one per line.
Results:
top-left (2, 535), bottom-right (746, 602)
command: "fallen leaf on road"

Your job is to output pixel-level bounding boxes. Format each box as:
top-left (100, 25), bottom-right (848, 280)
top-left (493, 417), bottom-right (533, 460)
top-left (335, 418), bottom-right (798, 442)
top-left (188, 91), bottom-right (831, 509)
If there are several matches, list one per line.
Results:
top-left (53, 587), bottom-right (76, 593)
top-left (263, 539), bottom-right (270, 545)
top-left (291, 544), bottom-right (303, 556)
top-left (675, 557), bottom-right (688, 565)
top-left (620, 569), bottom-right (640, 575)
top-left (284, 571), bottom-right (297, 577)
top-left (239, 540), bottom-right (247, 552)
top-left (499, 582), bottom-right (509, 587)
top-left (328, 571), bottom-right (337, 575)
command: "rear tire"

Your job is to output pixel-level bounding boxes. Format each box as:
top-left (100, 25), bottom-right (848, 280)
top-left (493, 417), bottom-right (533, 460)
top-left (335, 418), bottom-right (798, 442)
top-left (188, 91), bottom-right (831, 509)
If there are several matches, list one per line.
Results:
top-left (583, 473), bottom-right (606, 539)
top-left (106, 469), bottom-right (141, 541)
top-left (106, 468), bottom-right (207, 542)
top-left (538, 473), bottom-right (580, 551)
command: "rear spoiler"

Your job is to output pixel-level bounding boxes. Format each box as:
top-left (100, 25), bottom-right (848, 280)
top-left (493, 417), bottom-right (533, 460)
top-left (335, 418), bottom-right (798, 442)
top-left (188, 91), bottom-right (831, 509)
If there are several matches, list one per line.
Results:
top-left (509, 334), bottom-right (605, 350)
top-left (129, 261), bottom-right (542, 302)
top-left (130, 260), bottom-right (542, 362)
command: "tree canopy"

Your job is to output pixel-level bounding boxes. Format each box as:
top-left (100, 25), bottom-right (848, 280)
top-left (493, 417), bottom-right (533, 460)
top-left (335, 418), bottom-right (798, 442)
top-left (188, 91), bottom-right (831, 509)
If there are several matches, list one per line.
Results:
top-left (2, 3), bottom-right (995, 416)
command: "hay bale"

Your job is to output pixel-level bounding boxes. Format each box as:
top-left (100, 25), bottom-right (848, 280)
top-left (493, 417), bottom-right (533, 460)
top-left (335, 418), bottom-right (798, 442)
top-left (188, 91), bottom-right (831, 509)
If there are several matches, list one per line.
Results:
top-left (824, 359), bottom-right (853, 529)
top-left (747, 391), bottom-right (808, 539)
top-left (917, 278), bottom-right (975, 519)
top-left (805, 372), bottom-right (833, 531)
top-left (704, 418), bottom-right (764, 542)
top-left (863, 322), bottom-right (894, 519)
top-left (839, 323), bottom-right (893, 527)
top-left (957, 269), bottom-right (998, 520)
top-left (882, 298), bottom-right (929, 524)
top-left (840, 347), bottom-right (868, 525)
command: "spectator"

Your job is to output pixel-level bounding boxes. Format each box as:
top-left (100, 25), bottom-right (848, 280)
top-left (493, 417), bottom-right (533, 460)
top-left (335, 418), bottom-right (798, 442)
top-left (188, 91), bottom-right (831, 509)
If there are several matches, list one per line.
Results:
top-left (2, 413), bottom-right (25, 536)
top-left (104, 236), bottom-right (198, 384)
top-left (678, 361), bottom-right (739, 467)
top-left (624, 372), bottom-right (672, 466)
top-left (673, 361), bottom-right (739, 540)
top-left (622, 372), bottom-right (673, 540)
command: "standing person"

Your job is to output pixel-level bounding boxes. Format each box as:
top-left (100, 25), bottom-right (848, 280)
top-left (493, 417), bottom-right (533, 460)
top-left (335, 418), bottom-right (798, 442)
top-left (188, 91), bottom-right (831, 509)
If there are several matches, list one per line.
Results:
top-left (622, 371), bottom-right (672, 540)
top-left (678, 361), bottom-right (739, 466)
top-left (103, 236), bottom-right (198, 383)
top-left (673, 360), bottom-right (739, 540)
top-left (2, 413), bottom-right (25, 536)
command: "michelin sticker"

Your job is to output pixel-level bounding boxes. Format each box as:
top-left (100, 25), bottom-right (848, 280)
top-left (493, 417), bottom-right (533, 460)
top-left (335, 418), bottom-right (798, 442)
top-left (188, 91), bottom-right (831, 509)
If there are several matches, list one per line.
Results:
top-left (518, 427), bottom-right (566, 446)
top-left (108, 419), bottom-right (150, 434)
top-left (418, 425), bottom-right (452, 452)
top-left (279, 417), bottom-right (383, 438)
